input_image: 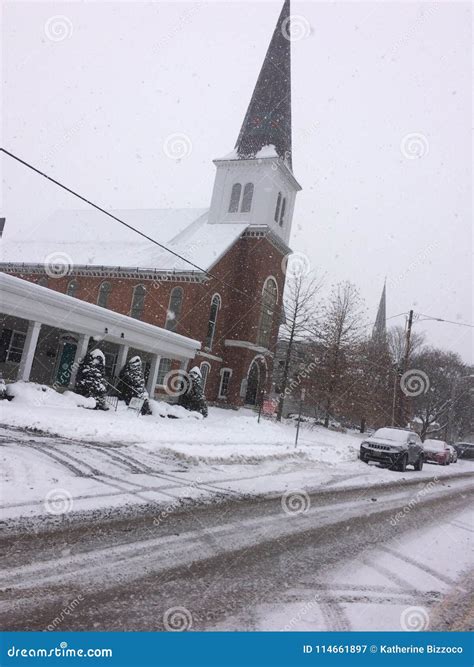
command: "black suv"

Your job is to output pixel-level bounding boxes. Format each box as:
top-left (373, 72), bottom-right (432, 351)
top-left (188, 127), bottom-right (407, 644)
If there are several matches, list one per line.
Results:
top-left (360, 427), bottom-right (424, 471)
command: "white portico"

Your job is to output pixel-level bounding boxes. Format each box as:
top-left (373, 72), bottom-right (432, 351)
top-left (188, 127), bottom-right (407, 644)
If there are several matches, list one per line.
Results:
top-left (0, 273), bottom-right (200, 395)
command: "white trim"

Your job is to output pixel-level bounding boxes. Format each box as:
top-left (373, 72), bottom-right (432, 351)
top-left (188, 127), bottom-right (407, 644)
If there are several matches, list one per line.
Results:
top-left (262, 275), bottom-right (279, 303)
top-left (197, 350), bottom-right (222, 362)
top-left (0, 273), bottom-right (200, 361)
top-left (218, 367), bottom-right (233, 399)
top-left (199, 361), bottom-right (211, 390)
top-left (224, 339), bottom-right (274, 357)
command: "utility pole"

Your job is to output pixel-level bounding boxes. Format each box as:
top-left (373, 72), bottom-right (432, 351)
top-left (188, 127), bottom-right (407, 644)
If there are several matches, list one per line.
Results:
top-left (397, 309), bottom-right (414, 427)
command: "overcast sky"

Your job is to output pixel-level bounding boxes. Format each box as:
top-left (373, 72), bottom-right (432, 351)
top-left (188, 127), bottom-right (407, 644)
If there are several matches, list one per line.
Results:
top-left (2, 1), bottom-right (472, 362)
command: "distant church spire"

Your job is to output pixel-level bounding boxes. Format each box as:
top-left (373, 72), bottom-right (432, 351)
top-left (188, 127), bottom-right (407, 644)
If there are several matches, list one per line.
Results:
top-left (372, 280), bottom-right (387, 344)
top-left (234, 0), bottom-right (292, 168)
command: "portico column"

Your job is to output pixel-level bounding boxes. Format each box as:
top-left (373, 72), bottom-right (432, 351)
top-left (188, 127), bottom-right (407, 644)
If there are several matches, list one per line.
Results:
top-left (116, 345), bottom-right (129, 375)
top-left (146, 354), bottom-right (161, 397)
top-left (68, 333), bottom-right (90, 388)
top-left (17, 321), bottom-right (42, 381)
top-left (180, 359), bottom-right (189, 372)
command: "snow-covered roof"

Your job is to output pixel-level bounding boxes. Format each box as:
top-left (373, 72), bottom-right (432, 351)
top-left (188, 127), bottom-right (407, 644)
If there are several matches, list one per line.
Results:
top-left (0, 208), bottom-right (249, 273)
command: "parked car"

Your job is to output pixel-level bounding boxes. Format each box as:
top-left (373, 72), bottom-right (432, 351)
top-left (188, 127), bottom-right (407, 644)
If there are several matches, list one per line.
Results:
top-left (446, 444), bottom-right (458, 463)
top-left (423, 439), bottom-right (450, 466)
top-left (359, 427), bottom-right (424, 471)
top-left (454, 441), bottom-right (474, 459)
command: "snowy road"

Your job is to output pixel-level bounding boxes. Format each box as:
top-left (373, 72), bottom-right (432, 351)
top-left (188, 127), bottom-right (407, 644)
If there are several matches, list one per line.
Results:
top-left (1, 444), bottom-right (472, 631)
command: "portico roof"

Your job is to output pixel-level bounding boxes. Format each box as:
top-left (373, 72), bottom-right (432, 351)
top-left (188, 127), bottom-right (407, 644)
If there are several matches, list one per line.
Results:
top-left (0, 273), bottom-right (200, 361)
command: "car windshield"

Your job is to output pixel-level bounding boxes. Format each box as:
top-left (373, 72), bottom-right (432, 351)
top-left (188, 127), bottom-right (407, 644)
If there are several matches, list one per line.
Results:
top-left (372, 428), bottom-right (409, 442)
top-left (424, 440), bottom-right (446, 451)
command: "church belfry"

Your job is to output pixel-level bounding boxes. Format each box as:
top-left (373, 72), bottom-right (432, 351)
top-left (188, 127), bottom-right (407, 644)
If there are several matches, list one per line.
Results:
top-left (208, 0), bottom-right (301, 247)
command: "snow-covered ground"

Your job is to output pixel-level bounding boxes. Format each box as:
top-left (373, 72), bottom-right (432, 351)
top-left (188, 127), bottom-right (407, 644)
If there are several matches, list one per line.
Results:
top-left (211, 507), bottom-right (473, 631)
top-left (1, 382), bottom-right (473, 525)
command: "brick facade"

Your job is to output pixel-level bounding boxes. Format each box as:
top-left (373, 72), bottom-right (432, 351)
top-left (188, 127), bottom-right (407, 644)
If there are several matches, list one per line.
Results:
top-left (10, 233), bottom-right (286, 407)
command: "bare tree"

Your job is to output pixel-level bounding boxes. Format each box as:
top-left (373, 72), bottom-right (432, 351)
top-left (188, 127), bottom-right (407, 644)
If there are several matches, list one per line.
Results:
top-left (276, 270), bottom-right (322, 421)
top-left (408, 347), bottom-right (467, 440)
top-left (388, 325), bottom-right (425, 365)
top-left (317, 281), bottom-right (367, 427)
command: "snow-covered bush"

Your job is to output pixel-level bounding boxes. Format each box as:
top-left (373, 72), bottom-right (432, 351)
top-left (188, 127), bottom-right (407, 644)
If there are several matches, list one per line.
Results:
top-left (178, 366), bottom-right (208, 418)
top-left (74, 349), bottom-right (108, 410)
top-left (117, 355), bottom-right (151, 415)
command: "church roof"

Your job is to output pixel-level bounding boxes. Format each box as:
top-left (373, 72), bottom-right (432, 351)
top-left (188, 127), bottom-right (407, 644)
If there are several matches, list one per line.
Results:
top-left (372, 281), bottom-right (387, 343)
top-left (0, 208), bottom-right (248, 274)
top-left (234, 0), bottom-right (292, 168)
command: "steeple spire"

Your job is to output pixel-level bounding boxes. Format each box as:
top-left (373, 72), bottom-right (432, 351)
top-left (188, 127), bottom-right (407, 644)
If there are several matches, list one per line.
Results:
top-left (235, 0), bottom-right (292, 168)
top-left (372, 280), bottom-right (387, 344)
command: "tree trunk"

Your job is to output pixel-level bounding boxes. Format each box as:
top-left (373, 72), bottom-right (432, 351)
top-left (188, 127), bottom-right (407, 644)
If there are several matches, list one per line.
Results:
top-left (276, 321), bottom-right (296, 422)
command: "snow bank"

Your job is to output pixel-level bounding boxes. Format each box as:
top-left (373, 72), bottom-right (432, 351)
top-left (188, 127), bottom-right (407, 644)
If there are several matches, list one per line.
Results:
top-left (6, 381), bottom-right (96, 409)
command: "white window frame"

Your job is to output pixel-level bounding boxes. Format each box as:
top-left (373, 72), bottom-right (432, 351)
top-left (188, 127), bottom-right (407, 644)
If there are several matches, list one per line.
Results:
top-left (218, 367), bottom-right (233, 399)
top-left (205, 293), bottom-right (222, 350)
top-left (156, 358), bottom-right (172, 386)
top-left (200, 362), bottom-right (211, 391)
top-left (5, 329), bottom-right (27, 363)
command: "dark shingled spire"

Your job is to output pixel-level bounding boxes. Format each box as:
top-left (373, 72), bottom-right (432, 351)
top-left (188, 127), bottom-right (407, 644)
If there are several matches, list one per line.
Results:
top-left (372, 280), bottom-right (387, 344)
top-left (235, 0), bottom-right (292, 169)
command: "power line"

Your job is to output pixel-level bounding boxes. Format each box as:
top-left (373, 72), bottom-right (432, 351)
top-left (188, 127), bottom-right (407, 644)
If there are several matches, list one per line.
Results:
top-left (0, 147), bottom-right (281, 318)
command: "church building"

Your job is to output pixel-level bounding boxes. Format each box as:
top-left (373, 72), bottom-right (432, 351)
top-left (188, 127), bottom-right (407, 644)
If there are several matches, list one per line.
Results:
top-left (0, 0), bottom-right (302, 409)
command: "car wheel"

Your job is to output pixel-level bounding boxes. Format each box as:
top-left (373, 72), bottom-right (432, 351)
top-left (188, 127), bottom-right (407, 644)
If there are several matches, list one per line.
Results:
top-left (414, 456), bottom-right (424, 471)
top-left (397, 454), bottom-right (408, 472)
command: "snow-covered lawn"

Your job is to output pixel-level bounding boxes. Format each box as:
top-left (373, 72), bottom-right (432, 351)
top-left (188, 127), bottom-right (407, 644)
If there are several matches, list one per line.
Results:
top-left (1, 382), bottom-right (473, 525)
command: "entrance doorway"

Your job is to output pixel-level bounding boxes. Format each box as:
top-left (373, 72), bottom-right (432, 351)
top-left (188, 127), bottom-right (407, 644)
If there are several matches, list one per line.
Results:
top-left (55, 337), bottom-right (78, 387)
top-left (245, 360), bottom-right (266, 406)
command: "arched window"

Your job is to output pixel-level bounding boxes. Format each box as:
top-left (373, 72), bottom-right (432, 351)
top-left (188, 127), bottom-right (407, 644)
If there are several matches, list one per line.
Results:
top-left (200, 362), bottom-right (211, 391)
top-left (228, 183), bottom-right (242, 213)
top-left (240, 183), bottom-right (254, 212)
top-left (257, 278), bottom-right (278, 348)
top-left (274, 192), bottom-right (282, 223)
top-left (38, 276), bottom-right (48, 288)
top-left (130, 284), bottom-right (146, 320)
top-left (97, 281), bottom-right (112, 308)
top-left (165, 287), bottom-right (183, 331)
top-left (279, 197), bottom-right (287, 226)
top-left (66, 279), bottom-right (78, 298)
top-left (205, 294), bottom-right (221, 349)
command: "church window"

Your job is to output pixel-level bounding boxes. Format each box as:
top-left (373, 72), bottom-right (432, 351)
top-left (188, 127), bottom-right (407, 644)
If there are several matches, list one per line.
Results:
top-left (274, 192), bottom-right (282, 223)
top-left (97, 281), bottom-right (112, 309)
top-left (157, 358), bottom-right (172, 385)
top-left (200, 362), bottom-right (211, 390)
top-left (165, 287), bottom-right (183, 331)
top-left (130, 284), bottom-right (146, 320)
top-left (67, 279), bottom-right (79, 298)
top-left (240, 183), bottom-right (254, 212)
top-left (279, 197), bottom-right (287, 226)
top-left (228, 183), bottom-right (242, 212)
top-left (218, 368), bottom-right (232, 398)
top-left (257, 277), bottom-right (278, 348)
top-left (205, 294), bottom-right (221, 349)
